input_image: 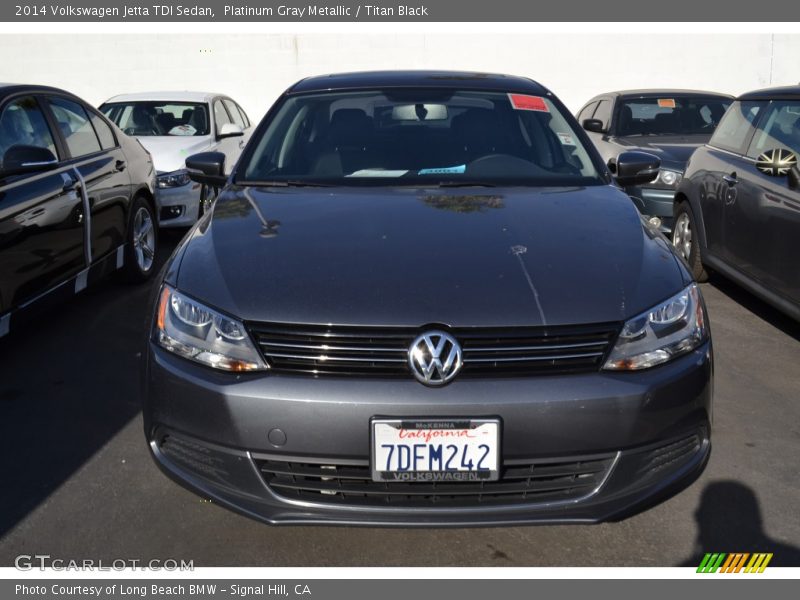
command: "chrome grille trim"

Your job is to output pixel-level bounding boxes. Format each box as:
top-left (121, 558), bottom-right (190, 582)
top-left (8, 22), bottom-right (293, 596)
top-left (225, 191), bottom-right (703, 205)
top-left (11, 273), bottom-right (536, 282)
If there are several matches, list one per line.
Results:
top-left (248, 322), bottom-right (620, 377)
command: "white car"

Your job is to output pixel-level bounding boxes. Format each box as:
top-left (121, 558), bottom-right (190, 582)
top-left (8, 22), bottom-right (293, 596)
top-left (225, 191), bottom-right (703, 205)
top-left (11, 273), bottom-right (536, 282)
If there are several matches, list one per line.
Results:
top-left (100, 91), bottom-right (252, 227)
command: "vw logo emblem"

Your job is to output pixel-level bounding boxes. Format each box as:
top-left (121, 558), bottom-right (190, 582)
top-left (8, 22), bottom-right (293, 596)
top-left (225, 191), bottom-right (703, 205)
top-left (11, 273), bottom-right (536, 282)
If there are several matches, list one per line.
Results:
top-left (408, 331), bottom-right (463, 386)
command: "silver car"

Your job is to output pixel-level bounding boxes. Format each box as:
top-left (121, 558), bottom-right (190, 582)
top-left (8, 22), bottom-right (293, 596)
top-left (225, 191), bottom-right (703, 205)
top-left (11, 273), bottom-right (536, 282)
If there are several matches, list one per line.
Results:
top-left (101, 91), bottom-right (252, 227)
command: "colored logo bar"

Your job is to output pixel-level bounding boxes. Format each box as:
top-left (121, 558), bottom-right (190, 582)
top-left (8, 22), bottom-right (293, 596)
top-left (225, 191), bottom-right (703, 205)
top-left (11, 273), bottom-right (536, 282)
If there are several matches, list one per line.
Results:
top-left (697, 553), bottom-right (773, 573)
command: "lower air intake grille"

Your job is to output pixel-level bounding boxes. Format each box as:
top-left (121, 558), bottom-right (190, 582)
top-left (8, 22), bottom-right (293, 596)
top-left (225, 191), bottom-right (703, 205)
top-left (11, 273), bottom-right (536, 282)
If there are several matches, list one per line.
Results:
top-left (255, 456), bottom-right (615, 507)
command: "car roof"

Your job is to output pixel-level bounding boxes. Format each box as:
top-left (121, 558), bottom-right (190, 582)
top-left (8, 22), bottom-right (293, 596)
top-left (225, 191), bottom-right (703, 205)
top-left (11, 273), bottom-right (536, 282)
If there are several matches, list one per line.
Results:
top-left (738, 85), bottom-right (800, 100)
top-left (102, 91), bottom-right (224, 103)
top-left (288, 71), bottom-right (549, 95)
top-left (0, 83), bottom-right (84, 98)
top-left (590, 89), bottom-right (734, 100)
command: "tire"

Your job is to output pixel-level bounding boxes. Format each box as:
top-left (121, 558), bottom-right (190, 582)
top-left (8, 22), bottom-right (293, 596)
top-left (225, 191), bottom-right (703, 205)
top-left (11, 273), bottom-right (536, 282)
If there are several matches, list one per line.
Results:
top-left (122, 195), bottom-right (158, 282)
top-left (672, 202), bottom-right (707, 282)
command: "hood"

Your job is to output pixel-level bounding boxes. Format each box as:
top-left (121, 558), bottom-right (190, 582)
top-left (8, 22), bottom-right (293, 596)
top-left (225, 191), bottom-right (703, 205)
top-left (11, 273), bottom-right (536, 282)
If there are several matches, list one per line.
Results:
top-left (614, 134), bottom-right (710, 171)
top-left (174, 185), bottom-right (688, 328)
top-left (133, 135), bottom-right (213, 173)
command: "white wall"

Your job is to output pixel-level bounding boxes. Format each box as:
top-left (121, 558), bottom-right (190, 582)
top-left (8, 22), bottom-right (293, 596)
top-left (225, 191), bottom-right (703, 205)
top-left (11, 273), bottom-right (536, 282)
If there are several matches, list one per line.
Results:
top-left (1, 33), bottom-right (798, 121)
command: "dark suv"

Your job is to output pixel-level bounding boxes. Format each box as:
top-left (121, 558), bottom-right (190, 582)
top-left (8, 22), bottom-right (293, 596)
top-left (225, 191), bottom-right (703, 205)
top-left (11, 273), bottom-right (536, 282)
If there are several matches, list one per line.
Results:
top-left (0, 85), bottom-right (158, 339)
top-left (144, 71), bottom-right (712, 526)
top-left (577, 90), bottom-right (732, 233)
top-left (673, 85), bottom-right (800, 321)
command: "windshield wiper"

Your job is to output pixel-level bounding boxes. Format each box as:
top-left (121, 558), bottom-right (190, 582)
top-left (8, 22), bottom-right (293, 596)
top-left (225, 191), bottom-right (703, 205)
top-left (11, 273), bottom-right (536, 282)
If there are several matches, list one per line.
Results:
top-left (238, 180), bottom-right (334, 188)
top-left (436, 180), bottom-right (498, 188)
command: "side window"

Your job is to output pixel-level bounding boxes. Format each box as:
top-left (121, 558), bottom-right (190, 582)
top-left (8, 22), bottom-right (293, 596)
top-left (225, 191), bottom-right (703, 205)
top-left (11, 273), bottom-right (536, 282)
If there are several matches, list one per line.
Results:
top-left (213, 100), bottom-right (232, 133)
top-left (236, 103), bottom-right (250, 128)
top-left (709, 100), bottom-right (763, 154)
top-left (577, 101), bottom-right (598, 124)
top-left (88, 111), bottom-right (116, 150)
top-left (745, 100), bottom-right (800, 158)
top-left (49, 97), bottom-right (102, 158)
top-left (0, 96), bottom-right (58, 169)
top-left (223, 99), bottom-right (245, 129)
top-left (593, 100), bottom-right (612, 130)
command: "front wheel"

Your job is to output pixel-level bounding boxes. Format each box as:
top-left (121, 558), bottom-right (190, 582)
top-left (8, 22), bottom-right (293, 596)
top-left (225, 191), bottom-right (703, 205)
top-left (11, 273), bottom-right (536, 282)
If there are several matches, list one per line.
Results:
top-left (672, 203), bottom-right (707, 282)
top-left (122, 196), bottom-right (158, 282)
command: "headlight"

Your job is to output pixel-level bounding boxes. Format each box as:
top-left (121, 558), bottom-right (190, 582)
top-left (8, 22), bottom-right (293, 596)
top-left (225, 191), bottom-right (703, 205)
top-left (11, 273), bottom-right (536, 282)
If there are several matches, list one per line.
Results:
top-left (157, 169), bottom-right (191, 188)
top-left (604, 283), bottom-right (708, 371)
top-left (655, 169), bottom-right (683, 187)
top-left (155, 286), bottom-right (267, 372)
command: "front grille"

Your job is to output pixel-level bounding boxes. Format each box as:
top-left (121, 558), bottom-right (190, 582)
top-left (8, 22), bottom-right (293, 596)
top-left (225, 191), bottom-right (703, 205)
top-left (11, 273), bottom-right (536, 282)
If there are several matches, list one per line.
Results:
top-left (255, 456), bottom-right (615, 507)
top-left (248, 322), bottom-right (619, 377)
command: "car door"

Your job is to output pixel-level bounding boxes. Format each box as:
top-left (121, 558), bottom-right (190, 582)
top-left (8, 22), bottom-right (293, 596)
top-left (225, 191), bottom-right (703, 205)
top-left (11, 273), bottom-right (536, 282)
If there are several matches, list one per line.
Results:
top-left (724, 100), bottom-right (800, 302)
top-left (45, 95), bottom-right (131, 263)
top-left (695, 100), bottom-right (764, 262)
top-left (0, 94), bottom-right (86, 317)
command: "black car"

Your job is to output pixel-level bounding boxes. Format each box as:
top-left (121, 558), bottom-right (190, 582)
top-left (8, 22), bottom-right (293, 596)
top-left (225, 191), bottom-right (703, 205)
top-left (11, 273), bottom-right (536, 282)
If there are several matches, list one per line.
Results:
top-left (144, 71), bottom-right (712, 526)
top-left (577, 90), bottom-right (733, 233)
top-left (673, 85), bottom-right (800, 321)
top-left (0, 85), bottom-right (158, 338)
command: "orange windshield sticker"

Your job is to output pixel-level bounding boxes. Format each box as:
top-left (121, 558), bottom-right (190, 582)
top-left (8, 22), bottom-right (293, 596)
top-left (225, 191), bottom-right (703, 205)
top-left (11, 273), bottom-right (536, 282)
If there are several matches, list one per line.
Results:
top-left (658, 98), bottom-right (677, 108)
top-left (508, 94), bottom-right (549, 112)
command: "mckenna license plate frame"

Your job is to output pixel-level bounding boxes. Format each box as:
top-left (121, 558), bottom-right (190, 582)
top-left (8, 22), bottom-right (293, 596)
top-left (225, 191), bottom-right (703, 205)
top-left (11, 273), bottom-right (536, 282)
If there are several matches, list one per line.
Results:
top-left (370, 418), bottom-right (501, 483)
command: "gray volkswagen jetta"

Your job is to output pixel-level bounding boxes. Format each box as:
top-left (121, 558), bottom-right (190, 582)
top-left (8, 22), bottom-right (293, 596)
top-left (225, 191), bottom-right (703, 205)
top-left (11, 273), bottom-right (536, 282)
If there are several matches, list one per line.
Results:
top-left (143, 71), bottom-right (713, 526)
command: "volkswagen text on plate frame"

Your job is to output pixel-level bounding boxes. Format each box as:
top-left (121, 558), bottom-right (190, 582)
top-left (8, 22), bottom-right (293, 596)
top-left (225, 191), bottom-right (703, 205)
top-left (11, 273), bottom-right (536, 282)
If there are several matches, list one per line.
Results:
top-left (144, 71), bottom-right (713, 526)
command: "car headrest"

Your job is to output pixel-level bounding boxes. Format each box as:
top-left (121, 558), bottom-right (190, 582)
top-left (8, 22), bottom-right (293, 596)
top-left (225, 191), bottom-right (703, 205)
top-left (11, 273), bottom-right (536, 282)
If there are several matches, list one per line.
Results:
top-left (325, 109), bottom-right (374, 149)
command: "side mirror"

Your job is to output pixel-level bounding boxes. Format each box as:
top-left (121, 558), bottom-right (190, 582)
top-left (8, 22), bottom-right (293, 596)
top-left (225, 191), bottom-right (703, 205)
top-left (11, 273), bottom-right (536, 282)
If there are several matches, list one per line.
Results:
top-left (582, 118), bottom-right (606, 134)
top-left (756, 149), bottom-right (798, 186)
top-left (2, 145), bottom-right (58, 175)
top-left (217, 122), bottom-right (243, 140)
top-left (186, 152), bottom-right (227, 187)
top-left (614, 151), bottom-right (661, 187)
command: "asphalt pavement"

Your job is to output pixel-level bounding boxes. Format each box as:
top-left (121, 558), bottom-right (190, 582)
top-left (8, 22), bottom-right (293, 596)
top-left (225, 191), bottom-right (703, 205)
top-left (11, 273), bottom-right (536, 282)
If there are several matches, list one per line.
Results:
top-left (1, 230), bottom-right (799, 567)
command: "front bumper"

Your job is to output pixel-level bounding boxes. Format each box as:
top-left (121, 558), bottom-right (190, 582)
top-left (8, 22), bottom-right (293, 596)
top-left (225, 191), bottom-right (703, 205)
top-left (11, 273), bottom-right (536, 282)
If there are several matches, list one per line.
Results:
top-left (155, 182), bottom-right (203, 228)
top-left (144, 341), bottom-right (712, 526)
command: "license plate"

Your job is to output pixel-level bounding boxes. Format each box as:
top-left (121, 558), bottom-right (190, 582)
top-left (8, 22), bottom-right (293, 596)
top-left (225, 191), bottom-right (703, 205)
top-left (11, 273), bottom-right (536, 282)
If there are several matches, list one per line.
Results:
top-left (371, 418), bottom-right (500, 482)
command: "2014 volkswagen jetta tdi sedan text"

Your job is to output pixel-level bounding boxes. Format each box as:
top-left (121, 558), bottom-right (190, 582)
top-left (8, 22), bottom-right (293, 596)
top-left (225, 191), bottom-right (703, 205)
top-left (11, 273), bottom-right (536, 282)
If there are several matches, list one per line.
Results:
top-left (144, 71), bottom-right (713, 526)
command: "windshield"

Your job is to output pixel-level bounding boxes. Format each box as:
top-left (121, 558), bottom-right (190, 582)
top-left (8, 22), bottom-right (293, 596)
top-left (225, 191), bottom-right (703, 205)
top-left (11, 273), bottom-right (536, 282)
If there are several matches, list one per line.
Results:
top-left (616, 96), bottom-right (732, 137)
top-left (239, 89), bottom-right (602, 186)
top-left (101, 101), bottom-right (210, 137)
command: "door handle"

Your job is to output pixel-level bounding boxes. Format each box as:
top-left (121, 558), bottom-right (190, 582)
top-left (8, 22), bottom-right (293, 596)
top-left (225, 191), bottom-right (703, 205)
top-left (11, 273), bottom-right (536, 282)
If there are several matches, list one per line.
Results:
top-left (722, 173), bottom-right (738, 186)
top-left (115, 160), bottom-right (126, 172)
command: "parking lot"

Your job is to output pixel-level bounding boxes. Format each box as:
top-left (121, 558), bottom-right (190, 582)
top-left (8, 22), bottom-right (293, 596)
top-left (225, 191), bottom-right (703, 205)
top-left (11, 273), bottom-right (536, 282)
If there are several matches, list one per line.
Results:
top-left (0, 230), bottom-right (799, 567)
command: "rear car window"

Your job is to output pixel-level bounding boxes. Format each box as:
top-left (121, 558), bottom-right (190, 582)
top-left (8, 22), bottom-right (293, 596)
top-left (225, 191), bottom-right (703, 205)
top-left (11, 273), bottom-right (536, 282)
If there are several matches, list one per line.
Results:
top-left (49, 97), bottom-right (102, 158)
top-left (89, 112), bottom-right (116, 150)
